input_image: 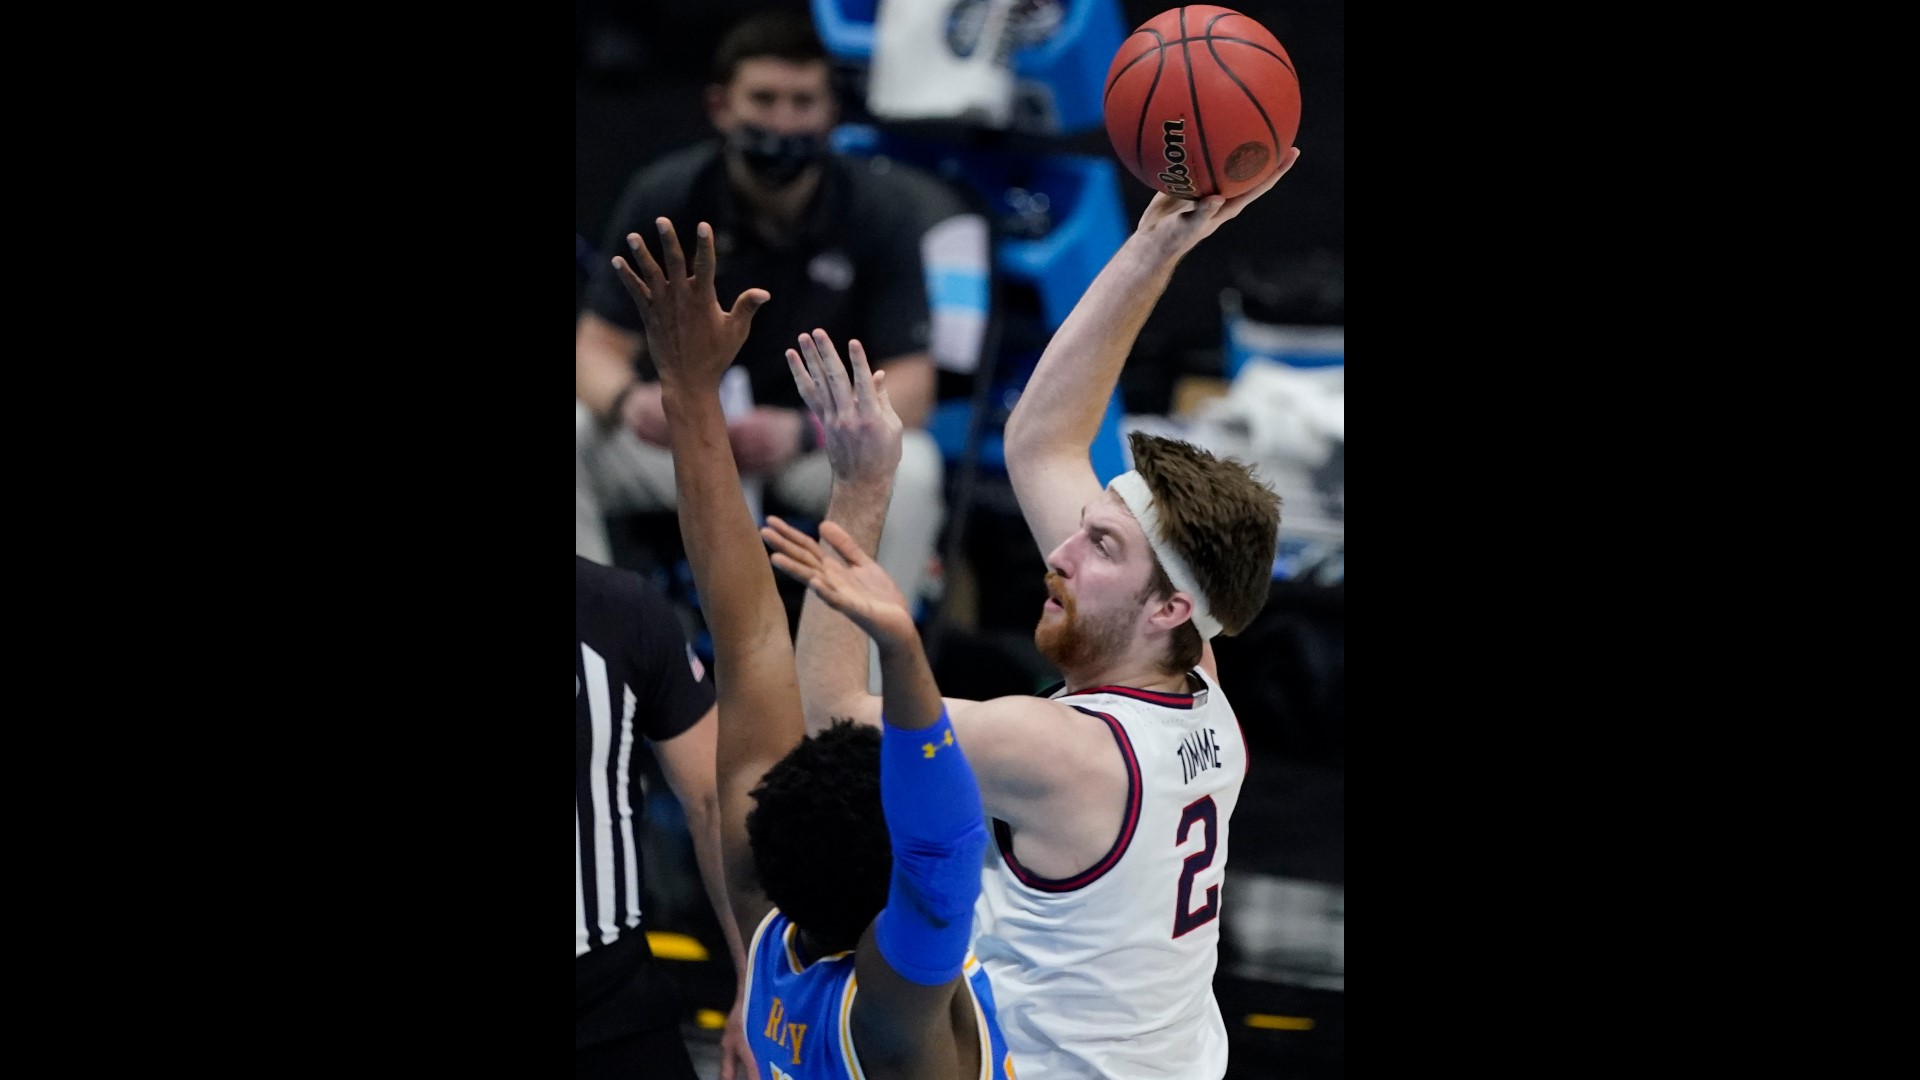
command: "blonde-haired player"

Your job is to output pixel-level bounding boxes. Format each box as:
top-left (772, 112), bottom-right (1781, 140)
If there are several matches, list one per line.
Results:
top-left (766, 147), bottom-right (1302, 1079)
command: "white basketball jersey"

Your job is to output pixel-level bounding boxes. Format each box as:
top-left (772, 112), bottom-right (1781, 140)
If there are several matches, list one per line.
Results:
top-left (972, 667), bottom-right (1246, 1080)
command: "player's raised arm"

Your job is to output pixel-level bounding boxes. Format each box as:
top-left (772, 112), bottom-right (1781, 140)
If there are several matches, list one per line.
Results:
top-left (611, 216), bottom-right (789, 945)
top-left (770, 330), bottom-right (897, 734)
top-left (1001, 151), bottom-right (1299, 558)
top-left (766, 517), bottom-right (993, 1076)
top-left (768, 330), bottom-right (982, 735)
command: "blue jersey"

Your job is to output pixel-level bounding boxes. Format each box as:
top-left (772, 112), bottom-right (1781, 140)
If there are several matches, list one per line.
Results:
top-left (743, 908), bottom-right (1017, 1080)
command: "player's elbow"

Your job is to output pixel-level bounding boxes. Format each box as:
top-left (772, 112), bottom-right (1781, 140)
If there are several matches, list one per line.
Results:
top-left (1003, 412), bottom-right (1073, 465)
top-left (681, 785), bottom-right (721, 833)
top-left (1003, 406), bottom-right (1040, 452)
top-left (891, 824), bottom-right (990, 926)
top-left (872, 823), bottom-right (990, 986)
top-left (849, 999), bottom-right (944, 1073)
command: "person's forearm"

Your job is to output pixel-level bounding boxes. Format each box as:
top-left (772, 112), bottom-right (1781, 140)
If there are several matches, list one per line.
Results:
top-left (1003, 235), bottom-right (1178, 458)
top-left (793, 477), bottom-right (893, 732)
top-left (870, 629), bottom-right (986, 987)
top-left (662, 384), bottom-right (803, 768)
top-left (663, 389), bottom-right (777, 636)
top-left (684, 795), bottom-right (749, 979)
top-left (875, 629), bottom-right (943, 733)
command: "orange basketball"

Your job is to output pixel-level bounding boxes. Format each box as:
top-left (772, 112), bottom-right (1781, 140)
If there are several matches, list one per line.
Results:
top-left (1102, 6), bottom-right (1301, 199)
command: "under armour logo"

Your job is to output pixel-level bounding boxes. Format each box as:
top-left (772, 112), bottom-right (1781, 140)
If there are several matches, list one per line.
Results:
top-left (921, 729), bottom-right (954, 759)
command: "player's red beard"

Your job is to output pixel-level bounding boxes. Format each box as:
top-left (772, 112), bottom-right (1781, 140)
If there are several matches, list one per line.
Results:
top-left (1034, 571), bottom-right (1131, 672)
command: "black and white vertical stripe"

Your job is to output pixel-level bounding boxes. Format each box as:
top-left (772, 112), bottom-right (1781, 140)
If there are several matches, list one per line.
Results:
top-left (576, 640), bottom-right (645, 957)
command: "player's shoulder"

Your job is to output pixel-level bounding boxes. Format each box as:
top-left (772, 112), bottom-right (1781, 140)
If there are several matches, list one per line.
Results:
top-left (575, 557), bottom-right (673, 625)
top-left (974, 691), bottom-right (1073, 716)
top-left (747, 905), bottom-right (790, 962)
top-left (576, 554), bottom-right (660, 597)
top-left (966, 692), bottom-right (1111, 740)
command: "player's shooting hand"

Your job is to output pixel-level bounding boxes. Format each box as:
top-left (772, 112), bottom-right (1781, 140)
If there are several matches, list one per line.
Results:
top-left (1135, 146), bottom-right (1301, 258)
top-left (785, 329), bottom-right (902, 491)
top-left (763, 517), bottom-right (917, 647)
top-left (611, 218), bottom-right (770, 392)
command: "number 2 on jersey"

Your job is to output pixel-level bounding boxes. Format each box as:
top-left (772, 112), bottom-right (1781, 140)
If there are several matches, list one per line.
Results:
top-left (1173, 795), bottom-right (1220, 938)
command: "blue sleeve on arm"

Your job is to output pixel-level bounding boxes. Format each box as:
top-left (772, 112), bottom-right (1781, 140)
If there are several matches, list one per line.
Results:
top-left (873, 707), bottom-right (991, 986)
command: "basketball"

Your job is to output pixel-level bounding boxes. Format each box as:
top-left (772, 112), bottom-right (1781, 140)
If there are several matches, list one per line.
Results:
top-left (1102, 5), bottom-right (1301, 200)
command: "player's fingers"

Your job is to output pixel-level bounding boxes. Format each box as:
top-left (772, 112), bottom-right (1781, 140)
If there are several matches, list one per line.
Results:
top-left (819, 520), bottom-right (871, 567)
top-left (656, 217), bottom-right (688, 279)
top-left (768, 552), bottom-right (816, 585)
top-left (765, 514), bottom-right (807, 541)
top-left (768, 516), bottom-right (826, 555)
top-left (811, 329), bottom-right (855, 412)
top-left (760, 526), bottom-right (814, 564)
top-left (624, 232), bottom-right (665, 289)
top-left (785, 349), bottom-right (823, 416)
top-left (815, 574), bottom-right (863, 615)
top-left (729, 286), bottom-right (770, 325)
top-left (762, 516), bottom-right (821, 560)
top-left (847, 338), bottom-right (877, 407)
top-left (1221, 154), bottom-right (1294, 218)
top-left (796, 333), bottom-right (841, 417)
top-left (870, 366), bottom-right (898, 419)
top-left (693, 221), bottom-right (716, 282)
top-left (611, 256), bottom-right (651, 305)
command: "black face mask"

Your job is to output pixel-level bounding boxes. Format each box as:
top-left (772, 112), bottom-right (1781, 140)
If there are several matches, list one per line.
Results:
top-left (728, 124), bottom-right (827, 188)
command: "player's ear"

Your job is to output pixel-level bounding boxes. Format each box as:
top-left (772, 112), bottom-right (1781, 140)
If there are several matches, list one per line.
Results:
top-left (1147, 591), bottom-right (1194, 632)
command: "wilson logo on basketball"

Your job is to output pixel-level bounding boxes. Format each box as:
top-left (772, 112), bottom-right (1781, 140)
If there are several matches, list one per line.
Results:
top-left (1157, 119), bottom-right (1197, 197)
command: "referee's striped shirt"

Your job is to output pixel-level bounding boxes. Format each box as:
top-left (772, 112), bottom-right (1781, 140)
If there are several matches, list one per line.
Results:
top-left (575, 556), bottom-right (714, 960)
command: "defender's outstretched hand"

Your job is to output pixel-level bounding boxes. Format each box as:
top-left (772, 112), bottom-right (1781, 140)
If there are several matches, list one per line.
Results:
top-left (785, 329), bottom-right (902, 490)
top-left (1136, 146), bottom-right (1302, 259)
top-left (763, 517), bottom-right (916, 648)
top-left (612, 217), bottom-right (770, 390)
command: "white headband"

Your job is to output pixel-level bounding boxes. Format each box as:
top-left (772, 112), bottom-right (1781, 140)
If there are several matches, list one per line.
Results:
top-left (1106, 471), bottom-right (1223, 640)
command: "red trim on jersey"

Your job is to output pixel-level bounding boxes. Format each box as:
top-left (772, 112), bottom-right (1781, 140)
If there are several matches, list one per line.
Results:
top-left (1060, 674), bottom-right (1202, 710)
top-left (1069, 686), bottom-right (1197, 708)
top-left (992, 706), bottom-right (1142, 892)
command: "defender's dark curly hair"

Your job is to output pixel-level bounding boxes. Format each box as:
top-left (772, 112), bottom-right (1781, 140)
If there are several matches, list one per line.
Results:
top-left (745, 720), bottom-right (891, 953)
